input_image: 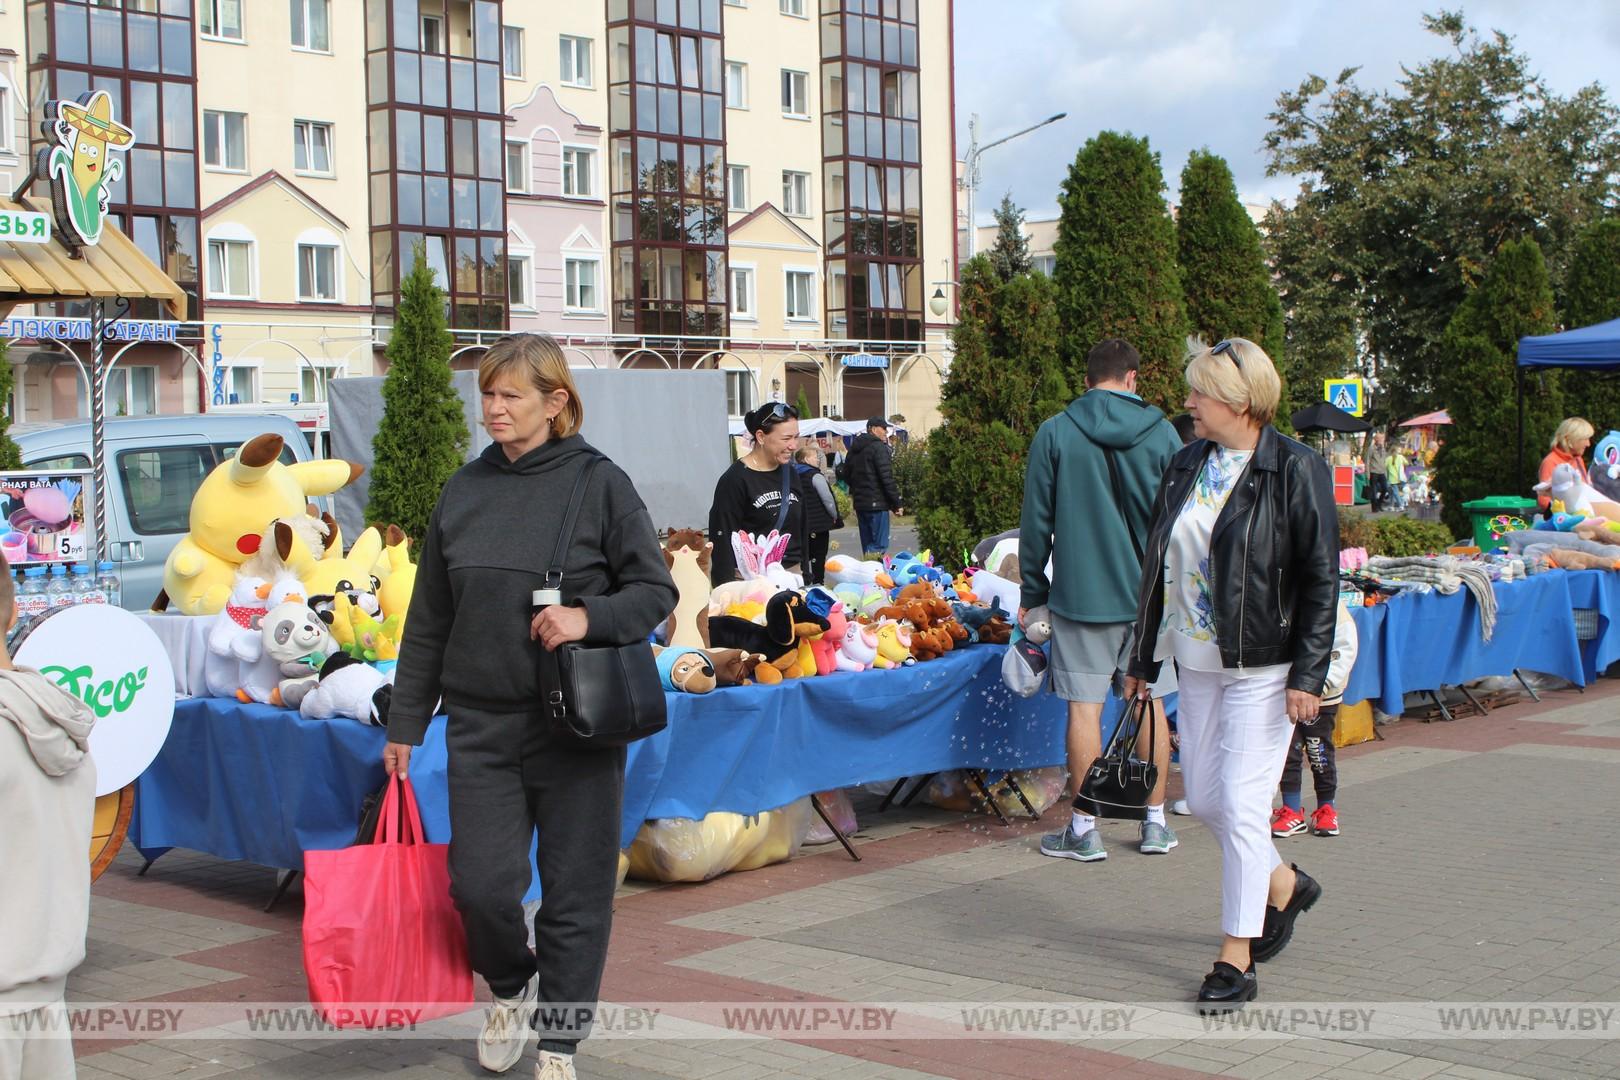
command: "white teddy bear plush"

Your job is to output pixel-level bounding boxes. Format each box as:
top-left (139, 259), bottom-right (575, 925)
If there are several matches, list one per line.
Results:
top-left (259, 599), bottom-right (336, 709)
top-left (204, 574), bottom-right (271, 700)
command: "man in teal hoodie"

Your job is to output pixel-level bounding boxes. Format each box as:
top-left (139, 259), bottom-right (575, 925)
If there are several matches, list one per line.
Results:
top-left (1019, 338), bottom-right (1182, 863)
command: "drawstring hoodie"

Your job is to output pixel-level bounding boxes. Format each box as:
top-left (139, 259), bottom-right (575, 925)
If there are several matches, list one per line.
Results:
top-left (0, 666), bottom-right (95, 777)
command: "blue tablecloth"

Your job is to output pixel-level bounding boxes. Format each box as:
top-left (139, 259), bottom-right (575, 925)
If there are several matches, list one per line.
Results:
top-left (131, 644), bottom-right (1086, 877)
top-left (1342, 568), bottom-right (1620, 714)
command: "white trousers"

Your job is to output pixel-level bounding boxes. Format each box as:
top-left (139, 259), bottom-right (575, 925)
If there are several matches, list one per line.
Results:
top-left (1176, 666), bottom-right (1295, 938)
top-left (0, 1001), bottom-right (75, 1080)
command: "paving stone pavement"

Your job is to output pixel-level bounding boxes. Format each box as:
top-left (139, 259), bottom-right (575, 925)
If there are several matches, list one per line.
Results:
top-left (61, 677), bottom-right (1620, 1079)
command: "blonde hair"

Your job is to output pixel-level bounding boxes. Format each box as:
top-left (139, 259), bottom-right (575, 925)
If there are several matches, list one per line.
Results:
top-left (1184, 337), bottom-right (1282, 428)
top-left (1552, 417), bottom-right (1594, 453)
top-left (478, 334), bottom-right (584, 438)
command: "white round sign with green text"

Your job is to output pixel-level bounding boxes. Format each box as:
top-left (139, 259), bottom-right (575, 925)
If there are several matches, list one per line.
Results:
top-left (14, 605), bottom-right (175, 796)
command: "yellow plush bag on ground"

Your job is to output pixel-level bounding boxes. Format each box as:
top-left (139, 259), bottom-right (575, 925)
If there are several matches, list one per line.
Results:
top-left (1334, 700), bottom-right (1376, 747)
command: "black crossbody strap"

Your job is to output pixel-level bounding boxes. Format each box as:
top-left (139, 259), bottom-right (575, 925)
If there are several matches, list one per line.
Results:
top-left (544, 455), bottom-right (604, 592)
top-left (773, 463), bottom-right (793, 533)
top-left (1064, 411), bottom-right (1145, 563)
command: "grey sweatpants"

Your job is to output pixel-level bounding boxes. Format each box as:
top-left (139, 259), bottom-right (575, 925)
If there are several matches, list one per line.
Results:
top-left (444, 703), bottom-right (625, 1053)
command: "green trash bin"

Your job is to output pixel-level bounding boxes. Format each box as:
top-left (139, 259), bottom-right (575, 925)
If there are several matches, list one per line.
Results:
top-left (1461, 496), bottom-right (1539, 551)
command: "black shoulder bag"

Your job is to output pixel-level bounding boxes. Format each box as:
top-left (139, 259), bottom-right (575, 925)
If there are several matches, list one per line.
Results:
top-left (1073, 694), bottom-right (1158, 820)
top-left (538, 456), bottom-right (668, 748)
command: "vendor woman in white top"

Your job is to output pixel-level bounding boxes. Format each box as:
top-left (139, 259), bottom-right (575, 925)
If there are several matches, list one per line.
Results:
top-left (1122, 337), bottom-right (1339, 1014)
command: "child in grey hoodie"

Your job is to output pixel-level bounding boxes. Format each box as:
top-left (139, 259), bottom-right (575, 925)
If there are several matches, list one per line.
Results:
top-left (0, 555), bottom-right (98, 1078)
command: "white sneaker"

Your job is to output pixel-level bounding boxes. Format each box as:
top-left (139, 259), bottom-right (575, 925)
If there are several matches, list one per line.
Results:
top-left (1170, 799), bottom-right (1191, 816)
top-left (478, 975), bottom-right (537, 1074)
top-left (536, 1050), bottom-right (577, 1080)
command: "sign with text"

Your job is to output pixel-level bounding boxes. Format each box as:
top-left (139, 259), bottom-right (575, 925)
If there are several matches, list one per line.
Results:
top-left (0, 317), bottom-right (180, 342)
top-left (1323, 378), bottom-right (1366, 417)
top-left (0, 209), bottom-right (51, 244)
top-left (0, 470), bottom-right (93, 567)
top-left (841, 353), bottom-right (889, 369)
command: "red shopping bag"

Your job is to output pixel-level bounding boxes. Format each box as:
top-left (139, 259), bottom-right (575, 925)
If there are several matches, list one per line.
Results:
top-left (302, 775), bottom-right (473, 1027)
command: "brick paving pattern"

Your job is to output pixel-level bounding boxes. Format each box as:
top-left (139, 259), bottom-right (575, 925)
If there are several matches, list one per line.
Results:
top-left (62, 677), bottom-right (1620, 1079)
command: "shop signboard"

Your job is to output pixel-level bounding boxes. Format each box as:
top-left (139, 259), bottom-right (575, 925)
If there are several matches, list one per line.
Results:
top-left (0, 470), bottom-right (94, 566)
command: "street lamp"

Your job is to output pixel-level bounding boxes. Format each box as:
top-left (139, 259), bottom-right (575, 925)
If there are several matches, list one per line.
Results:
top-left (960, 111), bottom-right (1067, 259)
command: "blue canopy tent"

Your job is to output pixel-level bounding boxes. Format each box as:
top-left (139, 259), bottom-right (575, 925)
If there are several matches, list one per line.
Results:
top-left (1515, 318), bottom-right (1620, 479)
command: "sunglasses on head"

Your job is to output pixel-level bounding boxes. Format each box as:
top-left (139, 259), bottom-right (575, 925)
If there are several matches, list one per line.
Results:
top-left (1211, 340), bottom-right (1242, 368)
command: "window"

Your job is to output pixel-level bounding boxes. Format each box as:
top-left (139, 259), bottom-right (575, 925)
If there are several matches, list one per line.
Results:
top-left (1033, 255), bottom-right (1056, 276)
top-left (293, 120), bottom-right (333, 176)
top-left (225, 365), bottom-right (259, 404)
top-left (724, 370), bottom-right (755, 417)
top-left (119, 447), bottom-right (214, 535)
top-left (107, 367), bottom-right (157, 418)
top-left (561, 146), bottom-right (595, 197)
top-left (724, 0), bottom-right (745, 6)
top-left (502, 26), bottom-right (524, 78)
top-left (565, 257), bottom-right (601, 312)
top-left (783, 170), bottom-right (810, 216)
top-left (202, 110), bottom-right (247, 171)
top-left (507, 252), bottom-right (532, 308)
top-left (729, 265), bottom-right (755, 319)
top-left (785, 269), bottom-right (815, 320)
top-left (201, 0), bottom-right (243, 40)
top-left (781, 70), bottom-right (809, 117)
top-left (0, 80), bottom-right (12, 153)
top-left (560, 35), bottom-right (592, 87)
top-left (727, 164), bottom-right (749, 211)
top-left (299, 366), bottom-right (338, 403)
top-left (290, 0), bottom-right (330, 52)
top-left (420, 14), bottom-right (444, 54)
top-left (725, 61), bottom-right (748, 109)
top-left (505, 139), bottom-right (530, 194)
top-left (206, 238), bottom-right (253, 298)
top-left (780, 0), bottom-right (806, 15)
top-left (297, 243), bottom-right (338, 301)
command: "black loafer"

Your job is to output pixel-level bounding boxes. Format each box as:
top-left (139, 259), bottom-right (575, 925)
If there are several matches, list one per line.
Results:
top-left (1196, 961), bottom-right (1257, 1013)
top-left (1251, 863), bottom-right (1322, 963)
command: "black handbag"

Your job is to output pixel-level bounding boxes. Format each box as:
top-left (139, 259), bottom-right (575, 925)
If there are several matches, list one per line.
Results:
top-left (1072, 694), bottom-right (1159, 820)
top-left (537, 456), bottom-right (668, 748)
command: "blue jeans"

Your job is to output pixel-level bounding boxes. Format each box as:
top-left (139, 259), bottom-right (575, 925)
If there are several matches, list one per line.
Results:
top-left (857, 510), bottom-right (890, 555)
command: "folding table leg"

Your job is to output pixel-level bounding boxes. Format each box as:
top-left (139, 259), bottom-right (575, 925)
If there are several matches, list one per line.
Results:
top-left (1456, 683), bottom-right (1489, 716)
top-left (809, 794), bottom-right (861, 862)
top-left (265, 870), bottom-right (300, 913)
top-left (136, 856), bottom-right (158, 877)
top-left (898, 773), bottom-right (937, 808)
top-left (878, 778), bottom-right (909, 813)
top-left (998, 772), bottom-right (1042, 821)
top-left (1513, 669), bottom-right (1542, 703)
top-left (964, 770), bottom-right (1013, 827)
top-left (1425, 690), bottom-right (1455, 722)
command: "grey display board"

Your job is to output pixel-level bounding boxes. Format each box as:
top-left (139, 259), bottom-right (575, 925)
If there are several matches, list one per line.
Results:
top-left (328, 368), bottom-right (728, 540)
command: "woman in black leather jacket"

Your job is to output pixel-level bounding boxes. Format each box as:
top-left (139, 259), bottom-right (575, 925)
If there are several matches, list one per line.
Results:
top-left (1122, 337), bottom-right (1339, 1014)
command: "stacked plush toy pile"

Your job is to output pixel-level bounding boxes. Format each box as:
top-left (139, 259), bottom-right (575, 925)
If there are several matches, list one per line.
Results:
top-left (159, 433), bottom-right (417, 725)
top-left (649, 529), bottom-right (1016, 697)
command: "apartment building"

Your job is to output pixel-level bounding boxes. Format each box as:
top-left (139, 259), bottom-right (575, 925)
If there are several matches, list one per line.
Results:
top-left (7, 0), bottom-right (957, 431)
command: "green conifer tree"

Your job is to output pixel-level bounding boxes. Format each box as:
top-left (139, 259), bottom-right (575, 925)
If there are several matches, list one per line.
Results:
top-left (366, 243), bottom-right (470, 541)
top-left (1560, 219), bottom-right (1620, 435)
top-left (988, 193), bottom-right (1032, 283)
top-left (1433, 238), bottom-right (1559, 536)
top-left (1053, 131), bottom-right (1190, 410)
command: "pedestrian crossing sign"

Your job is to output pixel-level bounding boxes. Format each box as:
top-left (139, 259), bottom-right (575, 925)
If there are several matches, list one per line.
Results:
top-left (1323, 378), bottom-right (1365, 417)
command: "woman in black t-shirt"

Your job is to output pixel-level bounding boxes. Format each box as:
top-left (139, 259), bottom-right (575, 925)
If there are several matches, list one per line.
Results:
top-left (708, 402), bottom-right (807, 585)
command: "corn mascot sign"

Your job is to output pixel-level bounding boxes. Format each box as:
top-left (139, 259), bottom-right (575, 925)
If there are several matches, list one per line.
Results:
top-left (33, 90), bottom-right (135, 249)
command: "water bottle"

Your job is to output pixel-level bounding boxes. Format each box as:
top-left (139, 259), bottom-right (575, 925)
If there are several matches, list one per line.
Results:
top-left (46, 564), bottom-right (74, 608)
top-left (97, 561), bottom-right (121, 611)
top-left (72, 563), bottom-right (105, 605)
top-left (18, 567), bottom-right (48, 621)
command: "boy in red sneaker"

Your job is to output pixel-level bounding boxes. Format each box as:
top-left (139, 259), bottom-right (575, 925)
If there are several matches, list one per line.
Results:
top-left (1275, 605), bottom-right (1357, 838)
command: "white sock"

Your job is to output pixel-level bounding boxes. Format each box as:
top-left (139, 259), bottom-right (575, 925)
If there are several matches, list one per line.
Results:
top-left (1145, 804), bottom-right (1166, 827)
top-left (1070, 809), bottom-right (1095, 836)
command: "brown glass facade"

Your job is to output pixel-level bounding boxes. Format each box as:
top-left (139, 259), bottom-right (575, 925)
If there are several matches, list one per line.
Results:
top-left (606, 0), bottom-right (729, 338)
top-left (365, 0), bottom-right (508, 328)
top-left (25, 0), bottom-right (202, 320)
top-left (819, 0), bottom-right (922, 343)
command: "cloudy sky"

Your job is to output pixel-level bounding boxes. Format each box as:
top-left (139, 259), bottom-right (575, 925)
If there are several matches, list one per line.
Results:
top-left (953, 1), bottom-right (1620, 225)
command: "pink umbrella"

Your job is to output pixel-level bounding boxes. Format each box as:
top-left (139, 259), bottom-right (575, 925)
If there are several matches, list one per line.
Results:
top-left (1400, 410), bottom-right (1451, 427)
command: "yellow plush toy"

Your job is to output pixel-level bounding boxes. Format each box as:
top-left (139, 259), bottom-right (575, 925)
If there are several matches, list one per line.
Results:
top-left (159, 433), bottom-right (361, 615)
top-left (302, 527), bottom-right (386, 654)
top-left (339, 593), bottom-right (404, 662)
top-left (375, 525), bottom-right (417, 636)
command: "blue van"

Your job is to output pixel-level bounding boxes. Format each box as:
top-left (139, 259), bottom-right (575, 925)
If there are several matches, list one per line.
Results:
top-left (12, 414), bottom-right (318, 611)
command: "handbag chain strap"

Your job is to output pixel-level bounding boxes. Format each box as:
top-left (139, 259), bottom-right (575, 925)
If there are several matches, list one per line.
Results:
top-left (541, 455), bottom-right (603, 718)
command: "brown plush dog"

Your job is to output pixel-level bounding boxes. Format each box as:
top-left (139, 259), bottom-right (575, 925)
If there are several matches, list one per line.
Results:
top-left (704, 648), bottom-right (767, 686)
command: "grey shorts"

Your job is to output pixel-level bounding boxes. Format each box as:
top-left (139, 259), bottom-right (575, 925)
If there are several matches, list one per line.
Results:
top-left (1048, 614), bottom-right (1178, 703)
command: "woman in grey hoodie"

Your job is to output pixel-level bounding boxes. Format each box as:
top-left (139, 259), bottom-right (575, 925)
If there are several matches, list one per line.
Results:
top-left (384, 335), bottom-right (676, 1080)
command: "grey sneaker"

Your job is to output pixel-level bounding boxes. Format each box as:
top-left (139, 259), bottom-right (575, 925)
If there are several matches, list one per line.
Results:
top-left (1139, 820), bottom-right (1179, 854)
top-left (477, 975), bottom-right (536, 1074)
top-left (1039, 825), bottom-right (1107, 862)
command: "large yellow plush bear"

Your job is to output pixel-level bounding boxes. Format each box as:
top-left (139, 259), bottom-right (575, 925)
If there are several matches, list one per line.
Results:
top-left (159, 434), bottom-right (361, 615)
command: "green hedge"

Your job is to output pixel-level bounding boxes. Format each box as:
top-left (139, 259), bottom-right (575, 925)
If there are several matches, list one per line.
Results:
top-left (1340, 510), bottom-right (1458, 557)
